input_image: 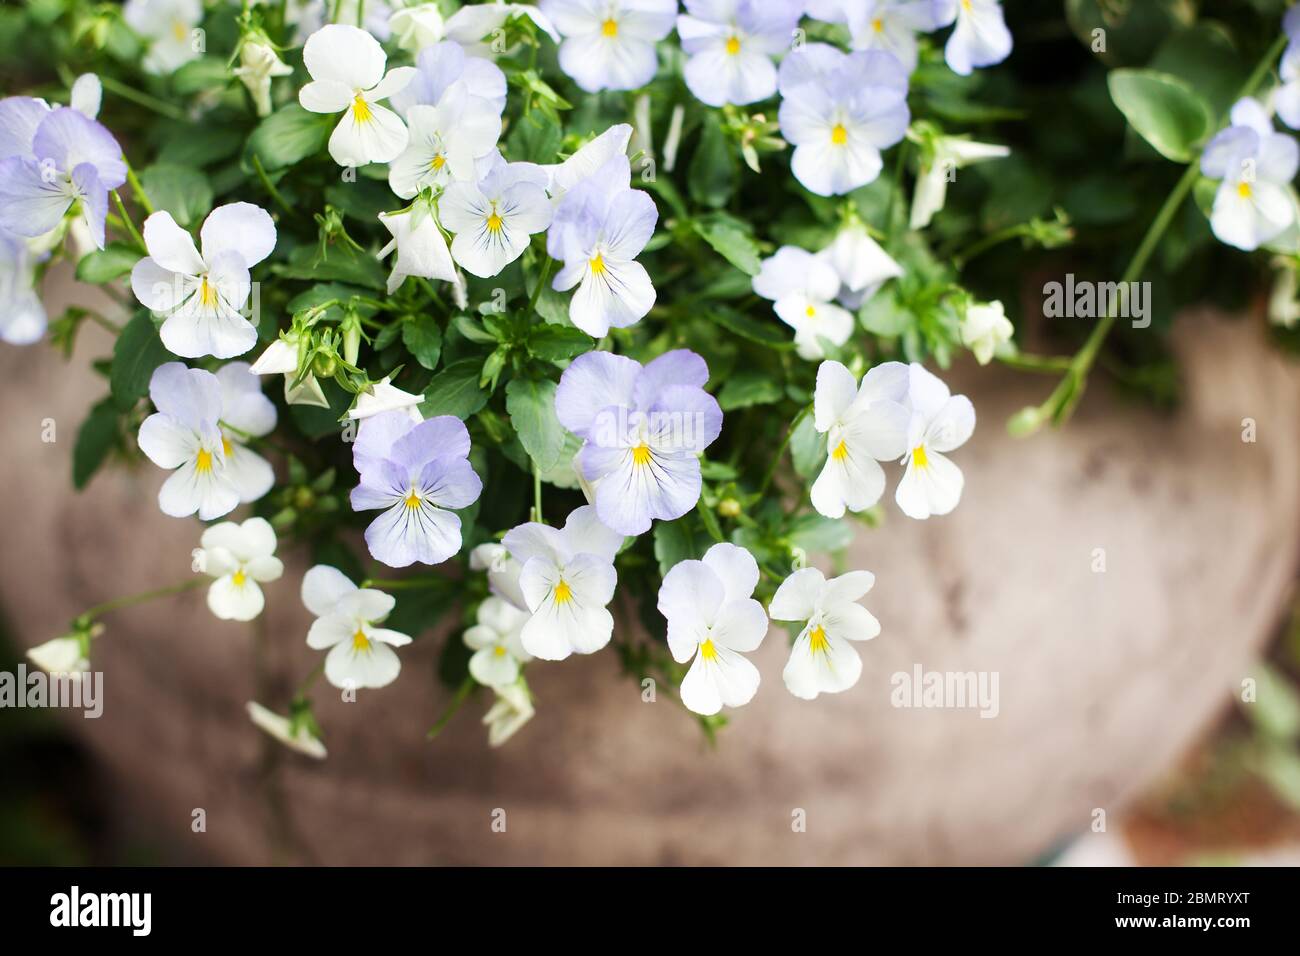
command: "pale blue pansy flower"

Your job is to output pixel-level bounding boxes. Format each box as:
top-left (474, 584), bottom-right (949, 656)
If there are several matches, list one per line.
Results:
top-left (1276, 6), bottom-right (1300, 129)
top-left (540, 0), bottom-right (677, 92)
top-left (555, 349), bottom-right (723, 536)
top-left (934, 0), bottom-right (1012, 76)
top-left (439, 150), bottom-right (554, 277)
top-left (123, 0), bottom-right (204, 75)
top-left (777, 44), bottom-right (909, 196)
top-left (676, 0), bottom-right (804, 108)
top-left (302, 564), bottom-right (412, 690)
top-left (349, 410), bottom-right (484, 568)
top-left (0, 231), bottom-right (47, 345)
top-left (805, 0), bottom-right (943, 74)
top-left (1201, 97), bottom-right (1300, 252)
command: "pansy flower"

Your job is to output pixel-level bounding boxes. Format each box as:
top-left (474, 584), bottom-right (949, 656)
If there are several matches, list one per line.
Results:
top-left (657, 543), bottom-right (769, 716)
top-left (246, 701), bottom-right (327, 759)
top-left (895, 363), bottom-right (974, 520)
top-left (377, 196), bottom-right (457, 293)
top-left (130, 202), bottom-right (277, 359)
top-left (910, 134), bottom-right (1009, 230)
top-left (350, 410), bottom-right (483, 568)
top-left (541, 0), bottom-right (676, 92)
top-left (555, 349), bottom-right (723, 536)
top-left (959, 299), bottom-right (1013, 365)
top-left (676, 0), bottom-right (805, 107)
top-left (818, 221), bottom-right (903, 309)
top-left (753, 245), bottom-right (855, 360)
top-left (391, 39), bottom-right (508, 117)
top-left (213, 361), bottom-right (278, 503)
top-left (196, 517), bottom-right (284, 622)
top-left (540, 123), bottom-right (633, 204)
top-left (770, 566), bottom-right (881, 700)
top-left (137, 362), bottom-right (276, 520)
top-left (388, 83), bottom-right (504, 198)
top-left (0, 232), bottom-right (46, 345)
top-left (934, 0), bottom-right (1012, 76)
top-left (123, 0), bottom-right (204, 75)
top-left (810, 360), bottom-right (910, 519)
top-left (298, 24), bottom-right (417, 167)
top-left (0, 106), bottom-right (125, 250)
top-left (445, 2), bottom-right (562, 57)
top-left (501, 505), bottom-right (623, 660)
top-left (547, 153), bottom-right (658, 337)
top-left (302, 564), bottom-right (412, 690)
top-left (483, 679), bottom-right (535, 746)
top-left (777, 44), bottom-right (909, 196)
top-left (464, 596), bottom-right (533, 687)
top-left (1201, 98), bottom-right (1300, 252)
top-left (441, 152), bottom-right (553, 277)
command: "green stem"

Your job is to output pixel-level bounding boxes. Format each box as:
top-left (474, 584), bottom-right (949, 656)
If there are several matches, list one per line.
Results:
top-left (295, 662), bottom-right (325, 696)
top-left (533, 467), bottom-right (544, 524)
top-left (757, 404), bottom-right (811, 496)
top-left (78, 578), bottom-right (206, 623)
top-left (125, 163), bottom-right (154, 215)
top-left (527, 254), bottom-right (554, 314)
top-left (252, 154), bottom-right (294, 215)
top-left (953, 223), bottom-right (1026, 270)
top-left (361, 576), bottom-right (447, 590)
top-left (426, 677), bottom-right (476, 740)
top-left (85, 311), bottom-right (123, 335)
top-left (98, 75), bottom-right (187, 122)
top-left (112, 191), bottom-right (147, 252)
top-left (996, 350), bottom-right (1073, 374)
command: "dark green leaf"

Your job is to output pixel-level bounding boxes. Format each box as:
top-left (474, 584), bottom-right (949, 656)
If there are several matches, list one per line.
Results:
top-left (527, 324), bottom-right (592, 363)
top-left (1107, 69), bottom-right (1212, 163)
top-left (653, 517), bottom-right (702, 576)
top-left (789, 411), bottom-right (825, 479)
top-left (402, 315), bottom-right (443, 370)
top-left (73, 398), bottom-right (120, 489)
top-left (140, 163), bottom-right (213, 227)
top-left (694, 218), bottom-right (761, 275)
top-left (249, 104), bottom-right (333, 170)
top-left (505, 376), bottom-right (565, 471)
top-left (75, 242), bottom-right (140, 284)
top-left (706, 306), bottom-right (790, 348)
top-left (420, 359), bottom-right (489, 420)
top-left (688, 114), bottom-right (734, 209)
top-left (110, 313), bottom-right (170, 410)
top-left (718, 369), bottom-right (783, 411)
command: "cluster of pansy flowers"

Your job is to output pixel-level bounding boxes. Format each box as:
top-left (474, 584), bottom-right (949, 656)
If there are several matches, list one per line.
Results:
top-left (6, 0), bottom-right (1292, 756)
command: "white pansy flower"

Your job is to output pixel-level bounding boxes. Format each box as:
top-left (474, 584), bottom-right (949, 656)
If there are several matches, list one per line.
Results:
top-left (440, 153), bottom-right (553, 278)
top-left (246, 701), bottom-right (327, 759)
top-left (389, 3), bottom-right (446, 51)
top-left (298, 24), bottom-right (417, 167)
top-left (446, 2), bottom-right (561, 56)
top-left (501, 505), bottom-right (623, 661)
top-left (753, 245), bottom-right (855, 360)
top-left (464, 596), bottom-right (533, 687)
top-left (347, 375), bottom-right (424, 421)
top-left (934, 0), bottom-right (1012, 76)
top-left (248, 333), bottom-right (331, 408)
top-left (469, 542), bottom-right (529, 610)
top-left (196, 517), bottom-right (284, 622)
top-left (302, 564), bottom-right (413, 690)
top-left (388, 86), bottom-right (503, 199)
top-left (70, 74), bottom-right (102, 118)
top-left (841, 0), bottom-right (944, 73)
top-left (541, 0), bottom-right (676, 92)
top-left (123, 0), bottom-right (203, 75)
top-left (910, 134), bottom-right (1010, 229)
top-left (959, 299), bottom-right (1012, 365)
top-left (483, 679), bottom-right (535, 746)
top-left (895, 363), bottom-right (974, 520)
top-left (130, 202), bottom-right (277, 359)
top-left (377, 197), bottom-right (456, 294)
top-left (657, 543), bottom-right (768, 717)
top-left (234, 38), bottom-right (293, 117)
top-left (818, 221), bottom-right (903, 308)
top-left (1201, 98), bottom-right (1300, 252)
top-left (214, 361), bottom-right (278, 503)
top-left (810, 360), bottom-right (910, 519)
top-left (676, 0), bottom-right (804, 108)
top-left (0, 233), bottom-right (46, 345)
top-left (770, 567), bottom-right (881, 700)
top-left (541, 123), bottom-right (632, 204)
top-left (27, 635), bottom-right (90, 675)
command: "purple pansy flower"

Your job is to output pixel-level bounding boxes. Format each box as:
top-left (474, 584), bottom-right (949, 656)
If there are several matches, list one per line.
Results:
top-left (350, 410), bottom-right (484, 568)
top-left (0, 103), bottom-right (125, 250)
top-left (555, 349), bottom-right (723, 536)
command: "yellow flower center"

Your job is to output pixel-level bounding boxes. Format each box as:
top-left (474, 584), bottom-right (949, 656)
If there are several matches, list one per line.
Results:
top-left (589, 253), bottom-right (606, 274)
top-left (632, 443), bottom-right (653, 466)
top-left (554, 580), bottom-right (573, 604)
top-left (808, 625), bottom-right (829, 654)
top-left (1237, 180), bottom-right (1253, 199)
top-left (725, 36), bottom-right (741, 55)
top-left (171, 20), bottom-right (188, 41)
top-left (195, 448), bottom-right (213, 473)
top-left (232, 569), bottom-right (247, 588)
top-left (486, 210), bottom-right (504, 233)
top-left (831, 124), bottom-right (848, 146)
top-left (199, 275), bottom-right (218, 308)
top-left (601, 18), bottom-right (618, 37)
top-left (831, 440), bottom-right (848, 461)
top-left (221, 434), bottom-right (234, 456)
top-left (912, 444), bottom-right (929, 469)
top-left (961, 0), bottom-right (972, 9)
top-left (430, 153), bottom-right (446, 170)
top-left (352, 629), bottom-right (371, 651)
top-left (493, 645), bottom-right (508, 657)
top-left (700, 639), bottom-right (718, 660)
top-left (352, 94), bottom-right (372, 124)
top-left (805, 304), bottom-right (816, 317)
top-left (872, 17), bottom-right (884, 32)
top-left (404, 490), bottom-right (422, 510)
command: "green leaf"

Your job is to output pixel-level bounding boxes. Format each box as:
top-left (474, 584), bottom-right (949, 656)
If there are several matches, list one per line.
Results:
top-left (249, 104), bottom-right (333, 170)
top-left (860, 287), bottom-right (913, 337)
top-left (505, 376), bottom-right (565, 471)
top-left (402, 315), bottom-right (443, 370)
top-left (694, 218), bottom-right (761, 275)
top-left (718, 369), bottom-right (783, 411)
top-left (73, 398), bottom-right (120, 490)
top-left (789, 411), bottom-right (825, 479)
top-left (526, 324), bottom-right (592, 363)
top-left (1107, 69), bottom-right (1212, 163)
top-left (110, 313), bottom-right (170, 410)
top-left (275, 244), bottom-right (386, 290)
top-left (171, 57), bottom-right (231, 95)
top-left (787, 514), bottom-right (853, 554)
top-left (653, 517), bottom-right (702, 576)
top-left (507, 113), bottom-right (563, 163)
top-left (706, 306), bottom-right (791, 348)
top-left (420, 359), bottom-right (489, 420)
top-left (688, 114), bottom-right (735, 209)
top-left (75, 242), bottom-right (140, 284)
top-left (140, 163), bottom-right (213, 227)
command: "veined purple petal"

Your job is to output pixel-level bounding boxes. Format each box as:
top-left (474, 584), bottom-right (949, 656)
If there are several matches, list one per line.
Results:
top-left (632, 349), bottom-right (709, 408)
top-left (353, 409), bottom-right (419, 474)
top-left (584, 443), bottom-right (703, 535)
top-left (364, 498), bottom-right (463, 568)
top-left (647, 384), bottom-right (722, 453)
top-left (417, 455), bottom-right (483, 510)
top-left (0, 156), bottom-right (72, 239)
top-left (71, 162), bottom-right (107, 250)
top-left (33, 107), bottom-right (125, 188)
top-left (389, 415), bottom-right (471, 470)
top-left (351, 460), bottom-right (407, 511)
top-left (0, 97), bottom-right (49, 160)
top-left (555, 351), bottom-right (642, 437)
